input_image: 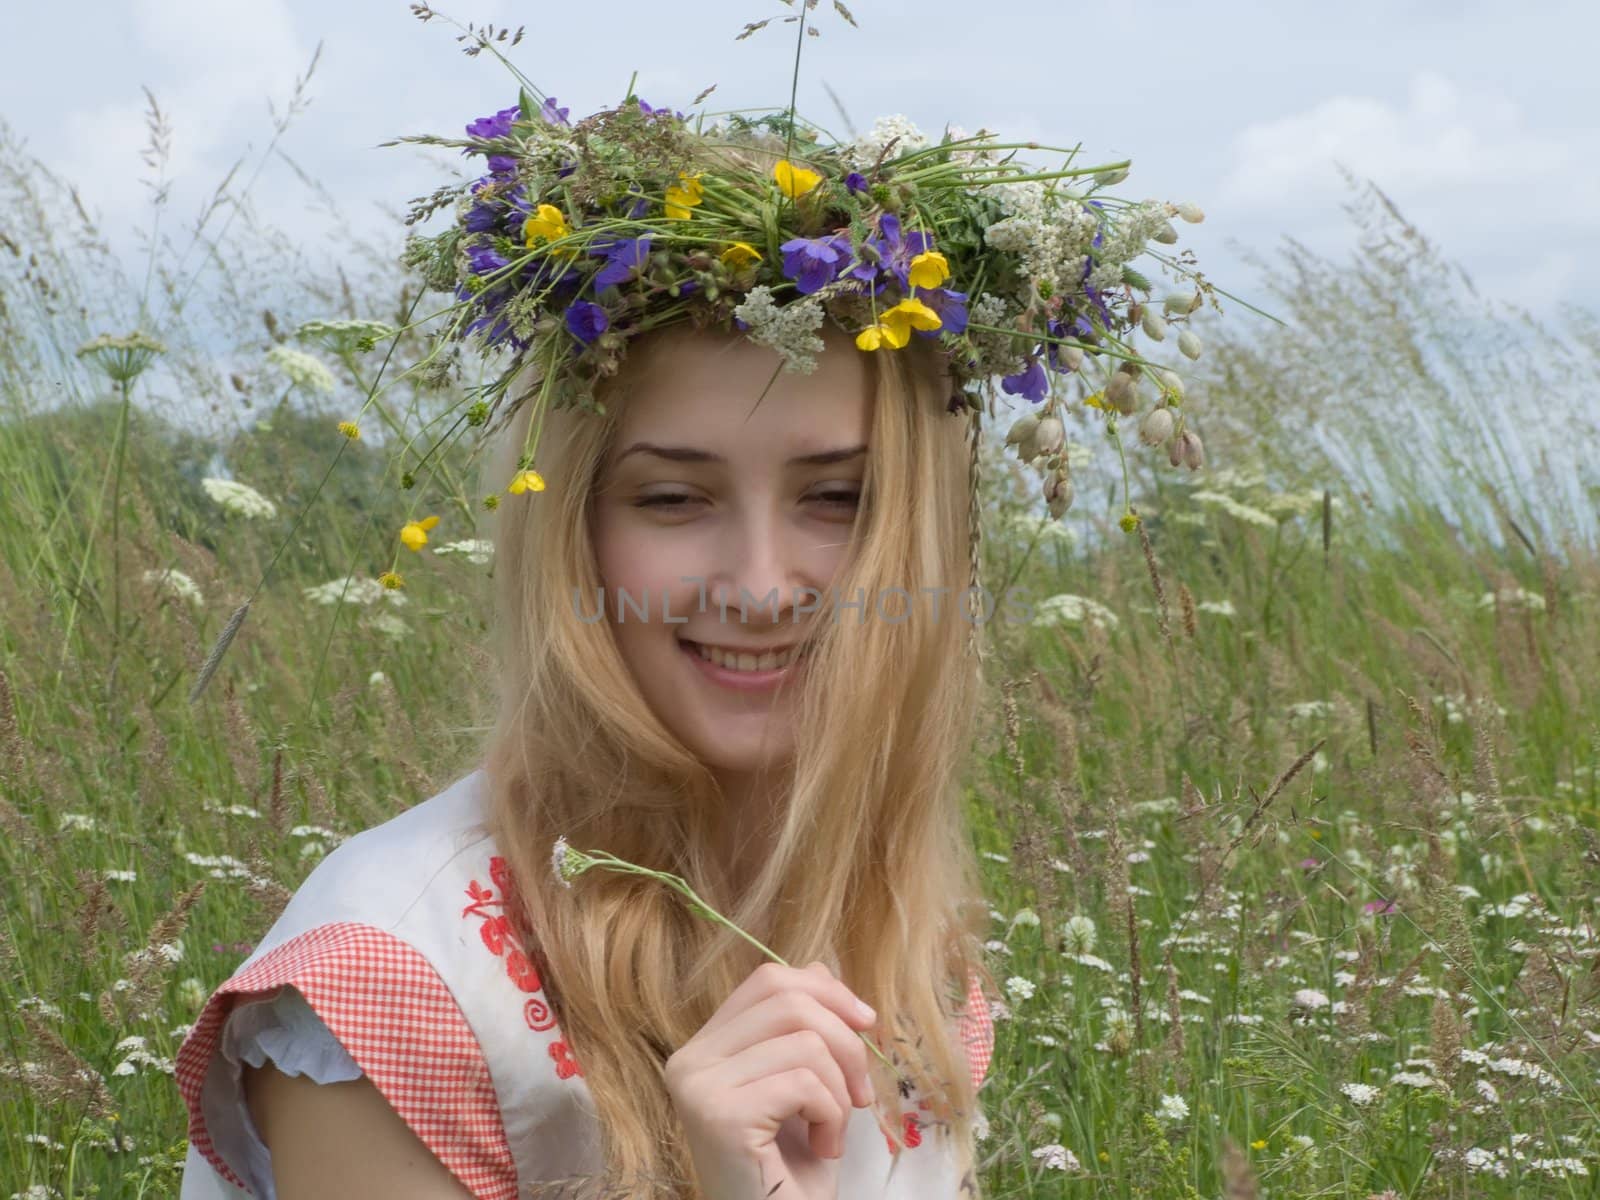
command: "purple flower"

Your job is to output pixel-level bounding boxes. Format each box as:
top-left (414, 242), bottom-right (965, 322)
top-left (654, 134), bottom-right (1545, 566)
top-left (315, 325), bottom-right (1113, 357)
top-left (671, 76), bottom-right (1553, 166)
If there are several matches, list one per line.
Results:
top-left (844, 171), bottom-right (869, 195)
top-left (564, 300), bottom-right (609, 345)
top-left (779, 234), bottom-right (848, 295)
top-left (466, 243), bottom-right (511, 277)
top-left (590, 234), bottom-right (654, 289)
top-left (1001, 358), bottom-right (1049, 404)
top-left (540, 96), bottom-right (571, 127)
top-left (464, 200), bottom-right (501, 233)
top-left (636, 98), bottom-right (687, 121)
top-left (466, 104), bottom-right (519, 140)
top-left (1363, 898), bottom-right (1397, 917)
top-left (918, 288), bottom-right (968, 337)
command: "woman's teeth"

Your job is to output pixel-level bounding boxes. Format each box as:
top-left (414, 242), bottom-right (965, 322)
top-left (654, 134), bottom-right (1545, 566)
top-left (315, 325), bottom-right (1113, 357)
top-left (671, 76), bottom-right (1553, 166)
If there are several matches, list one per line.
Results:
top-left (688, 641), bottom-right (806, 672)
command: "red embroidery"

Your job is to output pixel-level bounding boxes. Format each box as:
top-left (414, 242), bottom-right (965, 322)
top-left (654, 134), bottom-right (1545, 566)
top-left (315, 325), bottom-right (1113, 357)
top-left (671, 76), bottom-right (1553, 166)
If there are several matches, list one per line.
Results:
top-left (464, 855), bottom-right (584, 1080)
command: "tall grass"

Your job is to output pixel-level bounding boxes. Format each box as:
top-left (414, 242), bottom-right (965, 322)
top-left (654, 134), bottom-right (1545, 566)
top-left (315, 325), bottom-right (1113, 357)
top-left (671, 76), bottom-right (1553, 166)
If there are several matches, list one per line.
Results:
top-left (2, 85), bottom-right (1598, 1199)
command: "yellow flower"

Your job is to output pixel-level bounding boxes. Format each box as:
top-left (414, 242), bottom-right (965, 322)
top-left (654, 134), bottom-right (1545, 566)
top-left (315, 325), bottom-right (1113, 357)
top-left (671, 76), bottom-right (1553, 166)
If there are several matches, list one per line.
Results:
top-left (773, 159), bottom-right (822, 199)
top-left (1083, 390), bottom-right (1109, 411)
top-left (508, 469), bottom-right (547, 495)
top-left (664, 172), bottom-right (704, 220)
top-left (524, 203), bottom-right (573, 249)
top-left (1098, 1150), bottom-right (1110, 1163)
top-left (1251, 1139), bottom-right (1267, 1151)
top-left (337, 420), bottom-right (361, 440)
top-left (855, 297), bottom-right (943, 352)
top-left (720, 241), bottom-right (763, 268)
top-left (399, 514), bottom-right (440, 552)
top-left (908, 251), bottom-right (950, 290)
top-left (1311, 829), bottom-right (1322, 839)
top-left (378, 570), bottom-right (405, 590)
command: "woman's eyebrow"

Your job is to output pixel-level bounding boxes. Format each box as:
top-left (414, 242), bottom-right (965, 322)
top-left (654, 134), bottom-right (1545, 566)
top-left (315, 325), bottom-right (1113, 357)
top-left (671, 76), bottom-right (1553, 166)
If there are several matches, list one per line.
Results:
top-left (613, 442), bottom-right (867, 466)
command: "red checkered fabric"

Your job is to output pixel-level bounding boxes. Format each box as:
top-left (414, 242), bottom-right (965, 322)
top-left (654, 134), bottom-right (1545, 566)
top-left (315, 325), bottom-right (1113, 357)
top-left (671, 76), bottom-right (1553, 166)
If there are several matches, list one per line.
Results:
top-left (959, 967), bottom-right (994, 1092)
top-left (174, 921), bottom-right (517, 1199)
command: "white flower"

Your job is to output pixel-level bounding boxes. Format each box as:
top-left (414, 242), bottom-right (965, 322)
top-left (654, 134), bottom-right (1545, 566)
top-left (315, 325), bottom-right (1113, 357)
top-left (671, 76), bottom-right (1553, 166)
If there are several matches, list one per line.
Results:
top-left (265, 344), bottom-right (336, 394)
top-left (368, 670), bottom-right (388, 687)
top-left (365, 610), bottom-right (411, 638)
top-left (1031, 1143), bottom-right (1081, 1171)
top-left (1033, 593), bottom-right (1119, 631)
top-left (846, 114), bottom-right (929, 169)
top-left (142, 568), bottom-right (204, 607)
top-left (1292, 988), bottom-right (1331, 1010)
top-left (731, 286), bottom-right (826, 374)
top-left (432, 538), bottom-right (495, 565)
top-left (1196, 599), bottom-right (1235, 618)
top-left (103, 869), bottom-right (138, 883)
top-left (1155, 1093), bottom-right (1189, 1124)
top-left (302, 575), bottom-right (408, 607)
top-left (201, 477), bottom-right (278, 520)
top-left (1340, 1082), bottom-right (1381, 1107)
top-left (1189, 489), bottom-right (1278, 529)
top-left (1390, 1070), bottom-right (1439, 1089)
top-left (1003, 975), bottom-right (1036, 1003)
top-left (1007, 907), bottom-right (1040, 932)
top-left (1060, 915), bottom-right (1097, 955)
top-left (58, 813), bottom-right (99, 832)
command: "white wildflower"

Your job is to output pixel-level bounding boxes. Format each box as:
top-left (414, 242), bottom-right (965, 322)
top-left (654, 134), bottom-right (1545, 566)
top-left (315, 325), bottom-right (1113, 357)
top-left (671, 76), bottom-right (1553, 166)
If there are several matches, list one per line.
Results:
top-left (732, 286), bottom-right (826, 374)
top-left (365, 610), bottom-right (412, 639)
top-left (302, 575), bottom-right (409, 607)
top-left (103, 869), bottom-right (137, 882)
top-left (1390, 1070), bottom-right (1440, 1090)
top-left (1340, 1082), bottom-right (1381, 1107)
top-left (201, 477), bottom-right (278, 520)
top-left (142, 568), bottom-right (204, 607)
top-left (1031, 1143), bottom-right (1081, 1171)
top-left (58, 813), bottom-right (99, 833)
top-left (1197, 599), bottom-right (1235, 618)
top-left (1003, 975), bottom-right (1037, 1003)
top-left (1033, 593), bottom-right (1119, 631)
top-left (432, 538), bottom-right (495, 565)
top-left (1060, 915), bottom-right (1097, 955)
top-left (1292, 988), bottom-right (1331, 1010)
top-left (265, 344), bottom-right (336, 394)
top-left (1155, 1094), bottom-right (1189, 1124)
top-left (846, 114), bottom-right (929, 169)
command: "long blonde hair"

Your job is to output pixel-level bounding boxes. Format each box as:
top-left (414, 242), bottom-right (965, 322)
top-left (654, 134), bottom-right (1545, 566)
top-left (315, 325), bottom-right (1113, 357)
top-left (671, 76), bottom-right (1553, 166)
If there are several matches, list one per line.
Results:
top-left (479, 322), bottom-right (995, 1197)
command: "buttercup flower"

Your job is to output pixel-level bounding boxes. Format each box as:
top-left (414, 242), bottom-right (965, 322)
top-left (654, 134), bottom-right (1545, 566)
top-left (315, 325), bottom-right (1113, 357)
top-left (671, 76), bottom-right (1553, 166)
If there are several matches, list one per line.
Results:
top-left (524, 203), bottom-right (573, 250)
top-left (508, 469), bottom-right (547, 494)
top-left (663, 172), bottom-right (704, 219)
top-left (720, 241), bottom-right (763, 268)
top-left (854, 296), bottom-right (942, 351)
top-left (399, 515), bottom-right (441, 552)
top-left (773, 159), bottom-right (822, 198)
top-left (908, 250), bottom-right (950, 290)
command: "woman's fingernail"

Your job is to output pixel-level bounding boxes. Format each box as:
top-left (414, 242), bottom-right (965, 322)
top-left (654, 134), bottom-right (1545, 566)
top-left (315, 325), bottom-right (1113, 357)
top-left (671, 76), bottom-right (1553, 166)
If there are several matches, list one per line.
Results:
top-left (856, 999), bottom-right (876, 1022)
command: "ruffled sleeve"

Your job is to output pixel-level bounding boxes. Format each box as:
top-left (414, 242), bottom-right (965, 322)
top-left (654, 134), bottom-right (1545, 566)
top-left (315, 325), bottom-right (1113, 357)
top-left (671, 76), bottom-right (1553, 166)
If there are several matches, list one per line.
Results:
top-left (175, 921), bottom-right (519, 1200)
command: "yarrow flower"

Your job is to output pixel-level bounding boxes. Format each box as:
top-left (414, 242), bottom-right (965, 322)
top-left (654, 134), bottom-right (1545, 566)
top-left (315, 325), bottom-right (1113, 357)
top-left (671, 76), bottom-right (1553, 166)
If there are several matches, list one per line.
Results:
top-left (1340, 1082), bottom-right (1381, 1107)
top-left (1031, 1144), bottom-right (1081, 1172)
top-left (265, 345), bottom-right (336, 394)
top-left (143, 568), bottom-right (204, 608)
top-left (201, 478), bottom-right (277, 520)
top-left (731, 286), bottom-right (827, 375)
top-left (1155, 1094), bottom-right (1190, 1124)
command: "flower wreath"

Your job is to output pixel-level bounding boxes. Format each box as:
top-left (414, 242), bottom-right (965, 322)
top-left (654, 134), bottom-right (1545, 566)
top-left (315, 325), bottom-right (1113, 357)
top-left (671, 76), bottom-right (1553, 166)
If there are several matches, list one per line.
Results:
top-left (384, 8), bottom-right (1238, 573)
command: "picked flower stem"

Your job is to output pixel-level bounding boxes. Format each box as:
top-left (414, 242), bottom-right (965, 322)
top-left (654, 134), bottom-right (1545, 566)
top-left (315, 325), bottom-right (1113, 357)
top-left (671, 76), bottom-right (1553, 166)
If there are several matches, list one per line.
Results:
top-left (552, 838), bottom-right (900, 1076)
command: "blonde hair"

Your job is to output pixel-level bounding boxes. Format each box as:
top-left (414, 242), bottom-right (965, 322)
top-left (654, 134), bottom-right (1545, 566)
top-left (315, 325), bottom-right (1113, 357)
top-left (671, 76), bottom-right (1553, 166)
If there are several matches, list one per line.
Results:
top-left (479, 322), bottom-right (995, 1197)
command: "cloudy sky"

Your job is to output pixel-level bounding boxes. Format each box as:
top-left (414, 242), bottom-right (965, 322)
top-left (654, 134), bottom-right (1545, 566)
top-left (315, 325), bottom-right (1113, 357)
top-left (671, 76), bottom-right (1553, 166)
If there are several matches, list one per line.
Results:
top-left (4, 0), bottom-right (1596, 333)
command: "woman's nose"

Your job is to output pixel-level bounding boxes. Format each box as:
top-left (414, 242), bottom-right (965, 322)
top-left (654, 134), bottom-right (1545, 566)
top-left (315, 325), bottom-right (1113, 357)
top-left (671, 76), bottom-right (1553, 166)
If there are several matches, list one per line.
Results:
top-left (709, 512), bottom-right (803, 623)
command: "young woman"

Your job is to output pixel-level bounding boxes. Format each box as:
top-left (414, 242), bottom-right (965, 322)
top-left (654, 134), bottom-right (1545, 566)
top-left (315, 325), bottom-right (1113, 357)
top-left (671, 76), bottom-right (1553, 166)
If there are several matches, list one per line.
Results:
top-left (174, 319), bottom-right (998, 1199)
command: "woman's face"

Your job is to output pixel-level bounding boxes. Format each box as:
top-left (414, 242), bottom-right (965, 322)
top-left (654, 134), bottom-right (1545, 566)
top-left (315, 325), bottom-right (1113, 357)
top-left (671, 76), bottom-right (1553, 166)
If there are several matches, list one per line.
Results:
top-left (590, 325), bottom-right (873, 777)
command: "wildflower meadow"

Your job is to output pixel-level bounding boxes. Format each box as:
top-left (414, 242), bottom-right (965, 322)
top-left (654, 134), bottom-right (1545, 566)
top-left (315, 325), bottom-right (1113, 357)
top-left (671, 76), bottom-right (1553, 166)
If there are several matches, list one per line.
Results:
top-left (3, 27), bottom-right (1600, 1200)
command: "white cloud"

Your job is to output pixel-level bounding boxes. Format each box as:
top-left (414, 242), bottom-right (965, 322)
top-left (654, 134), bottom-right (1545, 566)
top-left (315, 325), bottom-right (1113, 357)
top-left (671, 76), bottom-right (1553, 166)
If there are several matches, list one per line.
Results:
top-left (1218, 70), bottom-right (1582, 207)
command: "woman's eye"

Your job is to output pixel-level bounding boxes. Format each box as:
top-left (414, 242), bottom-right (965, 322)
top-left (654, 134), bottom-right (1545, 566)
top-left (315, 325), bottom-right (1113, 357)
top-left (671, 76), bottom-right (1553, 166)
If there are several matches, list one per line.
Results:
top-left (634, 493), bottom-right (701, 509)
top-left (811, 489), bottom-right (861, 510)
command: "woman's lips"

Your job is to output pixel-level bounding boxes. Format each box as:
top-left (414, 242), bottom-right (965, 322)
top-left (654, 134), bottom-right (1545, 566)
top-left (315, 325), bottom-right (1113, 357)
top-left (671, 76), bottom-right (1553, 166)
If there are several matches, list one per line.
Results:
top-left (679, 639), bottom-right (808, 692)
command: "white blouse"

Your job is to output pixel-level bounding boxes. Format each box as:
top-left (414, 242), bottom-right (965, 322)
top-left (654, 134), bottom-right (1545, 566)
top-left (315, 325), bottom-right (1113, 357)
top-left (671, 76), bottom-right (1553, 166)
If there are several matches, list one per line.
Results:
top-left (183, 985), bottom-right (363, 1200)
top-left (175, 766), bottom-right (994, 1199)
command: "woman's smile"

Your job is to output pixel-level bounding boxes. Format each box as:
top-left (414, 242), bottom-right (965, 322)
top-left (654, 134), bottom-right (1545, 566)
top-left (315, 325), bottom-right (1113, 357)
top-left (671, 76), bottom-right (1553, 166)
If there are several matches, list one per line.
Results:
top-left (678, 637), bottom-right (812, 692)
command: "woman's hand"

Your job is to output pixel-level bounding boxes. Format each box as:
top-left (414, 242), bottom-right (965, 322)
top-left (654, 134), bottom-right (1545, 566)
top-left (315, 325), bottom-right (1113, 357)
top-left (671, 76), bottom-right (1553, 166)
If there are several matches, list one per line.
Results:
top-left (663, 960), bottom-right (879, 1200)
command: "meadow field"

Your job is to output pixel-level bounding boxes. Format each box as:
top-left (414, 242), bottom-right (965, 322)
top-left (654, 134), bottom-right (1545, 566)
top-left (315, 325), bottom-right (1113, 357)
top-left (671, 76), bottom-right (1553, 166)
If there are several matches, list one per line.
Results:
top-left (2, 103), bottom-right (1599, 1198)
